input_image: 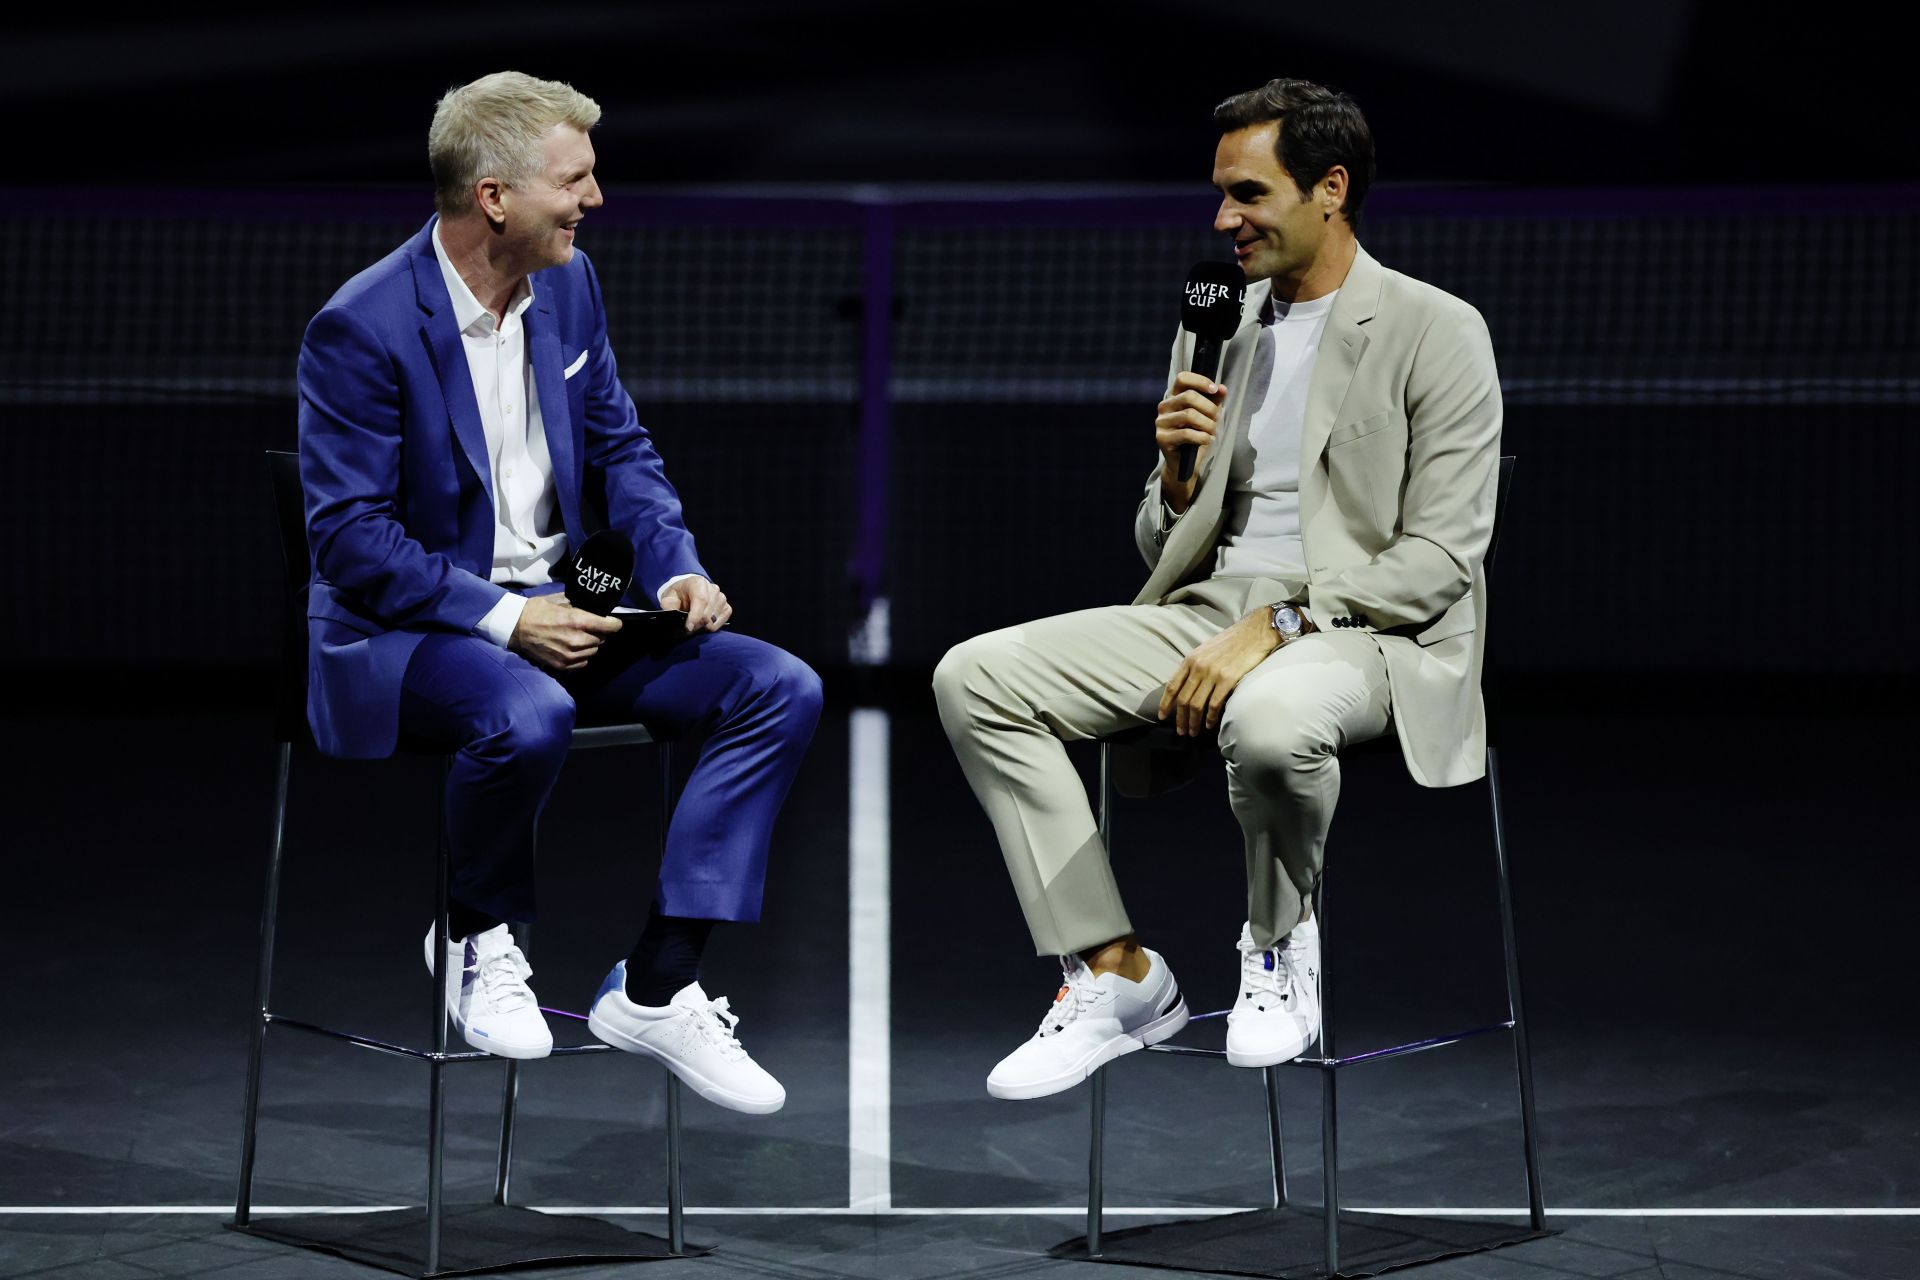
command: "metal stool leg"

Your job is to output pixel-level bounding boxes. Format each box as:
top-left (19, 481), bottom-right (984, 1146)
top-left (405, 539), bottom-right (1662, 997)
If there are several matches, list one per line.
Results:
top-left (666, 1069), bottom-right (685, 1255)
top-left (1087, 1066), bottom-right (1107, 1256)
top-left (493, 1062), bottom-right (521, 1206)
top-left (651, 744), bottom-right (686, 1256)
top-left (1087, 742), bottom-right (1113, 1256)
top-left (426, 781), bottom-right (452, 1276)
top-left (1316, 878), bottom-right (1338, 1276)
top-left (493, 912), bottom-right (532, 1205)
top-left (1488, 747), bottom-right (1547, 1232)
top-left (235, 741), bottom-right (292, 1227)
top-left (1265, 1066), bottom-right (1287, 1209)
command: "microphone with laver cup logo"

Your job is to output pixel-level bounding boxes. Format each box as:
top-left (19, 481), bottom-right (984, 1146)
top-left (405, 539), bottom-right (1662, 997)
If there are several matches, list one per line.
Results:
top-left (1176, 261), bottom-right (1245, 483)
top-left (563, 530), bottom-right (636, 616)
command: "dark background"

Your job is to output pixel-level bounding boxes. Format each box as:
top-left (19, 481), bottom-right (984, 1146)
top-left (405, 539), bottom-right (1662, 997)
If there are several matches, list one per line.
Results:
top-left (4, 0), bottom-right (1916, 702)
top-left (8, 1), bottom-right (1914, 187)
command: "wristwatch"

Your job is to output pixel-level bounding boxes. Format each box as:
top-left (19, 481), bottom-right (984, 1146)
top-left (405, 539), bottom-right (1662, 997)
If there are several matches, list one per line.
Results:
top-left (1270, 603), bottom-right (1309, 645)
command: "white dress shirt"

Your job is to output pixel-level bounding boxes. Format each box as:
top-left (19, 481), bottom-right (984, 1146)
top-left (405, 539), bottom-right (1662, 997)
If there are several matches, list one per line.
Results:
top-left (431, 223), bottom-right (698, 647)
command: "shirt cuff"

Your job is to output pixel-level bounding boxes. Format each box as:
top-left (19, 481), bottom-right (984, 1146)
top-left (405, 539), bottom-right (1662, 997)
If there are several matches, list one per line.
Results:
top-left (1154, 499), bottom-right (1183, 546)
top-left (475, 592), bottom-right (528, 648)
top-left (656, 572), bottom-right (703, 605)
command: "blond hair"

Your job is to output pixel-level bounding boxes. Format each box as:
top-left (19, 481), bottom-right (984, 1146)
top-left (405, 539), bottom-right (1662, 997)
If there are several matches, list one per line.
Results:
top-left (428, 71), bottom-right (601, 217)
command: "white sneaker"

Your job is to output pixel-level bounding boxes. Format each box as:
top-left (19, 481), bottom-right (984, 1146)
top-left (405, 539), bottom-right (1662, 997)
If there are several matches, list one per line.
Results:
top-left (422, 923), bottom-right (553, 1060)
top-left (1225, 917), bottom-right (1321, 1067)
top-left (587, 962), bottom-right (786, 1115)
top-left (986, 949), bottom-right (1189, 1100)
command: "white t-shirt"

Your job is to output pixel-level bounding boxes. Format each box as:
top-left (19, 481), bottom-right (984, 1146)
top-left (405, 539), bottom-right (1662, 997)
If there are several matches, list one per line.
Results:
top-left (1211, 289), bottom-right (1338, 583)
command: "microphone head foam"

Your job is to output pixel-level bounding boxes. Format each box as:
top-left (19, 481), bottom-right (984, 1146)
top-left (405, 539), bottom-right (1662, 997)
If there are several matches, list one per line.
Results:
top-left (1182, 261), bottom-right (1245, 340)
top-left (564, 530), bottom-right (636, 616)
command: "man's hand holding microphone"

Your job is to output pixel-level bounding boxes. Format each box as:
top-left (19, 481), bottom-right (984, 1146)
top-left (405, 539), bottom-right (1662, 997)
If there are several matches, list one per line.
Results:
top-left (509, 595), bottom-right (622, 673)
top-left (1159, 259), bottom-right (1244, 513)
top-left (1156, 371), bottom-right (1228, 514)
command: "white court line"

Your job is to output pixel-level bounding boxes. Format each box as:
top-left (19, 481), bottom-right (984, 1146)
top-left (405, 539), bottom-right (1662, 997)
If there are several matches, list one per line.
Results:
top-left (846, 707), bottom-right (892, 1213)
top-left (8, 1206), bottom-right (1920, 1218)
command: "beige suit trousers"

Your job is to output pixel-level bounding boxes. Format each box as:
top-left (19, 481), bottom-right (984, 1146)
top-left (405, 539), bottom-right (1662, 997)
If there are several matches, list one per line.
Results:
top-left (933, 576), bottom-right (1391, 957)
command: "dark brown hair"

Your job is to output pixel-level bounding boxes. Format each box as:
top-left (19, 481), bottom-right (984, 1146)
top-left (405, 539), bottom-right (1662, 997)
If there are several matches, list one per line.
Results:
top-left (1214, 79), bottom-right (1376, 232)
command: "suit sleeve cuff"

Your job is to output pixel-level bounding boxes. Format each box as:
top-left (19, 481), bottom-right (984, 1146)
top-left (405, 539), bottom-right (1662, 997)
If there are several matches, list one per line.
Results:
top-left (475, 592), bottom-right (527, 648)
top-left (1305, 586), bottom-right (1373, 632)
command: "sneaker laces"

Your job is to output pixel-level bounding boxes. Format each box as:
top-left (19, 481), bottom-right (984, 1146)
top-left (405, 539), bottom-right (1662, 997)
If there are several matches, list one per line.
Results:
top-left (1235, 928), bottom-right (1293, 1007)
top-left (470, 940), bottom-right (541, 1013)
top-left (683, 995), bottom-right (749, 1061)
top-left (1036, 956), bottom-right (1104, 1037)
top-left (473, 945), bottom-right (537, 1014)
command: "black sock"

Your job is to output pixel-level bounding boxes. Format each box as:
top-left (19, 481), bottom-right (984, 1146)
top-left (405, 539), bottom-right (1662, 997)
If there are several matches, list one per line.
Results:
top-left (447, 899), bottom-right (502, 943)
top-left (626, 912), bottom-right (717, 1006)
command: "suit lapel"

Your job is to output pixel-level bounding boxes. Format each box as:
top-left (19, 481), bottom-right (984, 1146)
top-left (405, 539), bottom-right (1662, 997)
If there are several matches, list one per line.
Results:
top-left (1299, 244), bottom-right (1383, 468)
top-left (526, 295), bottom-right (582, 545)
top-left (411, 236), bottom-right (495, 511)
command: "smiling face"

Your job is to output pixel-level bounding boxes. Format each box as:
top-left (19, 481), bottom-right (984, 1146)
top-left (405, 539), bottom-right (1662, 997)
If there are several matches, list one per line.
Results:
top-left (1211, 121), bottom-right (1343, 292)
top-left (498, 124), bottom-right (602, 273)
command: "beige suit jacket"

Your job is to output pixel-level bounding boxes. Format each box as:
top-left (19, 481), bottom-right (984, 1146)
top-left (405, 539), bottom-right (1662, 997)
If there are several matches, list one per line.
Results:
top-left (1130, 243), bottom-right (1502, 788)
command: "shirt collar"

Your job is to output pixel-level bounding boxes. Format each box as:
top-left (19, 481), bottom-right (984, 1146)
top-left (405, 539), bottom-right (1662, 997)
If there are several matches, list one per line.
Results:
top-left (1262, 287), bottom-right (1338, 326)
top-left (431, 218), bottom-right (534, 337)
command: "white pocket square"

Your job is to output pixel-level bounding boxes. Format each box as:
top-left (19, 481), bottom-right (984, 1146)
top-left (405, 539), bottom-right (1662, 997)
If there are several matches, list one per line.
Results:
top-left (563, 349), bottom-right (590, 379)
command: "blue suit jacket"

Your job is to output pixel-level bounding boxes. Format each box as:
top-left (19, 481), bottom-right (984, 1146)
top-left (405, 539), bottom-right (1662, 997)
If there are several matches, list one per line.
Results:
top-left (297, 217), bottom-right (707, 759)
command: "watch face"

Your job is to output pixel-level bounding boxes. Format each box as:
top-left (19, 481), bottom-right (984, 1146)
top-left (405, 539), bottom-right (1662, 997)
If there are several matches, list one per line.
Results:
top-left (1273, 606), bottom-right (1302, 635)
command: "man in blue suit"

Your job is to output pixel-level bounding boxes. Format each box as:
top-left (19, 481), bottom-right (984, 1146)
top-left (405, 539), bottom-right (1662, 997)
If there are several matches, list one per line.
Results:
top-left (298, 71), bottom-right (820, 1115)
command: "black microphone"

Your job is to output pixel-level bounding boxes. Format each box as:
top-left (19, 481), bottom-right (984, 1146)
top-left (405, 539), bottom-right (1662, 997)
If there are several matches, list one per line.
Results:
top-left (1176, 261), bottom-right (1245, 483)
top-left (563, 530), bottom-right (636, 616)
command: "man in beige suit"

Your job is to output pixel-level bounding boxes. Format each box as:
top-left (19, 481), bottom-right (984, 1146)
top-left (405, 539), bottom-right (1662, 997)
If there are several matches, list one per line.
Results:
top-left (933, 78), bottom-right (1501, 1100)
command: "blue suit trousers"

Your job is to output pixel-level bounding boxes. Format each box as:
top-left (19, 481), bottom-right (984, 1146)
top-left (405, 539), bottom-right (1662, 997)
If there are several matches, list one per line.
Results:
top-left (398, 626), bottom-right (823, 923)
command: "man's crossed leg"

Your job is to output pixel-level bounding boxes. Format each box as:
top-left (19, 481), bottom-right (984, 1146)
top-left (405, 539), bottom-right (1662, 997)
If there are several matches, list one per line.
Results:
top-left (933, 577), bottom-right (1390, 1098)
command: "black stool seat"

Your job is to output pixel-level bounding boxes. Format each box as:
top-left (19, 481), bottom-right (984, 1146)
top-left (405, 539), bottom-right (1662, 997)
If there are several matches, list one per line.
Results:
top-left (569, 721), bottom-right (662, 749)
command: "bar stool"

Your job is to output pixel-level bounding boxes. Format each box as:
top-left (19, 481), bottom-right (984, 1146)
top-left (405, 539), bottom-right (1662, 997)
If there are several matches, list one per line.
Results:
top-left (1079, 456), bottom-right (1545, 1278)
top-left (233, 451), bottom-right (693, 1277)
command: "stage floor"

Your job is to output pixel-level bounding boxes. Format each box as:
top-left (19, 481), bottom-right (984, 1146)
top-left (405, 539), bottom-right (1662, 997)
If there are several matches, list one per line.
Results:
top-left (4, 693), bottom-right (1913, 1279)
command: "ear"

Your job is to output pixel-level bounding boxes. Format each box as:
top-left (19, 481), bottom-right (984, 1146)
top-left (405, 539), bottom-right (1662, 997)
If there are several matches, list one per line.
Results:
top-left (1320, 165), bottom-right (1348, 222)
top-left (474, 176), bottom-right (509, 228)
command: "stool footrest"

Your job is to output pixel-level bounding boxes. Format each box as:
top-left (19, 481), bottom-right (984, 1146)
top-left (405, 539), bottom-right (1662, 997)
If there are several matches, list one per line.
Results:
top-left (1144, 1019), bottom-right (1516, 1068)
top-left (265, 1013), bottom-right (618, 1063)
